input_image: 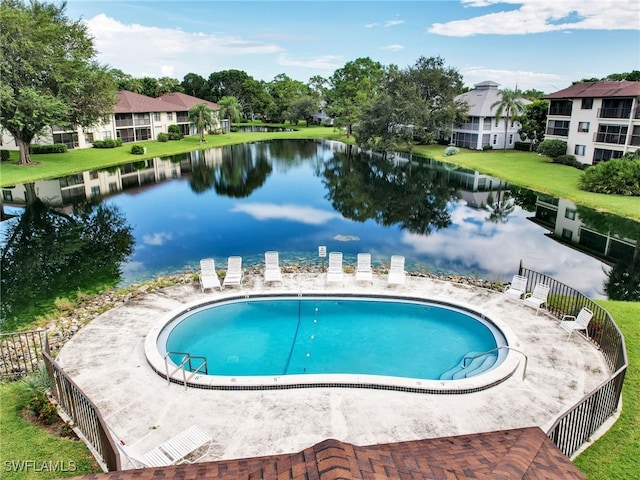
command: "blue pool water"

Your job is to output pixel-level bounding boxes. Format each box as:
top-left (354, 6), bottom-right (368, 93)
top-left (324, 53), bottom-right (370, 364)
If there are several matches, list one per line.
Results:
top-left (162, 297), bottom-right (505, 380)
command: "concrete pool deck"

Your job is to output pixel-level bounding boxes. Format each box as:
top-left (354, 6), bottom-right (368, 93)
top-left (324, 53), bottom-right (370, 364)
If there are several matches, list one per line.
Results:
top-left (56, 272), bottom-right (610, 468)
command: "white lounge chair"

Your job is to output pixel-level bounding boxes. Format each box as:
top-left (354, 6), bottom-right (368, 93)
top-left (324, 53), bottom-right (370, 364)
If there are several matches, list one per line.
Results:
top-left (223, 256), bottom-right (243, 288)
top-left (199, 258), bottom-right (222, 292)
top-left (120, 425), bottom-right (213, 468)
top-left (523, 283), bottom-right (550, 315)
top-left (503, 275), bottom-right (528, 301)
top-left (559, 307), bottom-right (593, 340)
top-left (326, 252), bottom-right (344, 285)
top-left (355, 253), bottom-right (373, 284)
top-left (264, 251), bottom-right (283, 284)
top-left (387, 255), bottom-right (406, 287)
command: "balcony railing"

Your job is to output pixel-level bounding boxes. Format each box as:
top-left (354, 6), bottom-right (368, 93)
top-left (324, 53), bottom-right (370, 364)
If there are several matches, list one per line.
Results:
top-left (546, 127), bottom-right (569, 136)
top-left (115, 119), bottom-right (133, 127)
top-left (594, 133), bottom-right (627, 145)
top-left (598, 107), bottom-right (632, 119)
top-left (548, 107), bottom-right (572, 116)
top-left (176, 114), bottom-right (189, 123)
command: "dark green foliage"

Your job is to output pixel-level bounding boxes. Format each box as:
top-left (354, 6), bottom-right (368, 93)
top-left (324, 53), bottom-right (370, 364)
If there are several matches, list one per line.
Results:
top-left (536, 139), bottom-right (567, 158)
top-left (579, 159), bottom-right (640, 196)
top-left (553, 154), bottom-right (587, 170)
top-left (1, 150), bottom-right (10, 161)
top-left (482, 145), bottom-right (493, 151)
top-left (168, 124), bottom-right (184, 140)
top-left (157, 132), bottom-right (169, 142)
top-left (29, 143), bottom-right (67, 154)
top-left (514, 141), bottom-right (531, 151)
top-left (92, 138), bottom-right (122, 148)
top-left (130, 144), bottom-right (144, 155)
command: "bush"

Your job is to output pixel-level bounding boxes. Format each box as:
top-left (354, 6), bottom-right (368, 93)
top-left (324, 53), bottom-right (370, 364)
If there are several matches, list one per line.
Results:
top-left (167, 125), bottom-right (183, 140)
top-left (514, 141), bottom-right (532, 152)
top-left (130, 144), bottom-right (145, 155)
top-left (157, 132), bottom-right (169, 142)
top-left (536, 139), bottom-right (567, 158)
top-left (482, 145), bottom-right (493, 151)
top-left (552, 154), bottom-right (587, 170)
top-left (0, 150), bottom-right (10, 162)
top-left (579, 158), bottom-right (640, 196)
top-left (444, 146), bottom-right (459, 156)
top-left (92, 139), bottom-right (122, 148)
top-left (29, 143), bottom-right (67, 154)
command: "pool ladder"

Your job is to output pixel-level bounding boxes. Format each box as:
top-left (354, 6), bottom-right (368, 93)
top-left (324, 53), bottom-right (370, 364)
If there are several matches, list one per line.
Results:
top-left (164, 351), bottom-right (208, 390)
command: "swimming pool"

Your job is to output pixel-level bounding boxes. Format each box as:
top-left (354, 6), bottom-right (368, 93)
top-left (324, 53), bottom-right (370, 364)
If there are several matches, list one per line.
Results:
top-left (146, 295), bottom-right (520, 393)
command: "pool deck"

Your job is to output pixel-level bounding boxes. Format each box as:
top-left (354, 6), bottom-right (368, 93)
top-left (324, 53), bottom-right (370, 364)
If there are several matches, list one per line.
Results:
top-left (56, 272), bottom-right (610, 468)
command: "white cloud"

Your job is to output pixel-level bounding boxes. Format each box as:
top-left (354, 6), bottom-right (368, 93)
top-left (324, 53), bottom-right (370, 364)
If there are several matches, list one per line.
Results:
top-left (430, 0), bottom-right (639, 36)
top-left (84, 14), bottom-right (283, 76)
top-left (142, 232), bottom-right (173, 246)
top-left (277, 54), bottom-right (343, 71)
top-left (462, 66), bottom-right (565, 91)
top-left (232, 203), bottom-right (342, 225)
top-left (365, 23), bottom-right (379, 28)
top-left (385, 19), bottom-right (405, 27)
top-left (381, 44), bottom-right (405, 51)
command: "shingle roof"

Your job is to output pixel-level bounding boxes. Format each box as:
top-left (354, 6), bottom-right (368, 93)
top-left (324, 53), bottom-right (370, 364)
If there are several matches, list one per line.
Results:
top-left (114, 91), bottom-right (168, 113)
top-left (158, 92), bottom-right (220, 111)
top-left (457, 81), bottom-right (531, 117)
top-left (543, 81), bottom-right (640, 99)
top-left (67, 427), bottom-right (586, 480)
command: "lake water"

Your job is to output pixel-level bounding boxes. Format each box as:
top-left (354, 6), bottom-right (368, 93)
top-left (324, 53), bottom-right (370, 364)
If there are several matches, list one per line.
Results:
top-left (2, 139), bottom-right (639, 302)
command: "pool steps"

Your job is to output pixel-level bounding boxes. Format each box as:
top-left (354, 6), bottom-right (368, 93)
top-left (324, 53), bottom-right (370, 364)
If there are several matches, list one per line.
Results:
top-left (440, 353), bottom-right (497, 380)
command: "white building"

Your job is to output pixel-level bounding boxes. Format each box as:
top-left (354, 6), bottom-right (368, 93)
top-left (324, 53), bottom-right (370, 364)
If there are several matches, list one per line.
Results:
top-left (450, 81), bottom-right (531, 150)
top-left (543, 81), bottom-right (640, 165)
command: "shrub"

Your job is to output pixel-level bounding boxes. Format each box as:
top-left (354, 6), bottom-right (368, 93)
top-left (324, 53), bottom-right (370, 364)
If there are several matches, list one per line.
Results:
top-left (167, 125), bottom-right (183, 140)
top-left (514, 141), bottom-right (531, 152)
top-left (157, 132), bottom-right (169, 142)
top-left (444, 146), bottom-right (459, 156)
top-left (130, 144), bottom-right (145, 155)
top-left (29, 143), bottom-right (67, 154)
top-left (579, 159), bottom-right (640, 196)
top-left (0, 150), bottom-right (10, 161)
top-left (92, 139), bottom-right (122, 148)
top-left (482, 145), bottom-right (493, 151)
top-left (552, 154), bottom-right (587, 170)
top-left (536, 139), bottom-right (567, 158)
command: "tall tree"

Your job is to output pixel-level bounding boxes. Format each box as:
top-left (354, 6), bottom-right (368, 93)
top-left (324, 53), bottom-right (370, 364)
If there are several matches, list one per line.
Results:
top-left (188, 103), bottom-right (216, 144)
top-left (517, 99), bottom-right (549, 151)
top-left (264, 74), bottom-right (309, 123)
top-left (181, 73), bottom-right (209, 99)
top-left (491, 88), bottom-right (526, 152)
top-left (0, 0), bottom-right (117, 165)
top-left (155, 76), bottom-right (183, 97)
top-left (284, 96), bottom-right (319, 126)
top-left (218, 96), bottom-right (242, 137)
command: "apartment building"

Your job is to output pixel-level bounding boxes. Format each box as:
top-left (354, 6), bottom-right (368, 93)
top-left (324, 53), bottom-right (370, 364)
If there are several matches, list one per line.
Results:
top-left (1, 91), bottom-right (221, 151)
top-left (450, 81), bottom-right (531, 150)
top-left (543, 81), bottom-right (640, 165)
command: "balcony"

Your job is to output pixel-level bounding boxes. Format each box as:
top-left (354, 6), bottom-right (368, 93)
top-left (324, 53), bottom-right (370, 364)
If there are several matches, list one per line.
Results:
top-left (598, 107), bottom-right (632, 119)
top-left (115, 119), bottom-right (134, 127)
top-left (593, 133), bottom-right (627, 145)
top-left (176, 114), bottom-right (189, 123)
top-left (546, 127), bottom-right (569, 136)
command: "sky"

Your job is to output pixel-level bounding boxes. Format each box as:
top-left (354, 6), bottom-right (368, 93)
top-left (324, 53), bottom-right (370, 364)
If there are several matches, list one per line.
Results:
top-left (65, 0), bottom-right (640, 94)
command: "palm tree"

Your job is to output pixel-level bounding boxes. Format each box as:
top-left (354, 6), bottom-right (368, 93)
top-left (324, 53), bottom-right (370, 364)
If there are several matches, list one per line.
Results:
top-left (218, 96), bottom-right (243, 138)
top-left (491, 88), bottom-right (526, 152)
top-left (188, 103), bottom-right (215, 144)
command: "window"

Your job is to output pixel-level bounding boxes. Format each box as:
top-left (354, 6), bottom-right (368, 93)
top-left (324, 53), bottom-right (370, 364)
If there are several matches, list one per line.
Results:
top-left (562, 228), bottom-right (573, 240)
top-left (494, 118), bottom-right (499, 127)
top-left (600, 98), bottom-right (633, 119)
top-left (2, 190), bottom-right (13, 202)
top-left (574, 145), bottom-right (586, 156)
top-left (581, 98), bottom-right (593, 109)
top-left (549, 100), bottom-right (572, 116)
top-left (596, 124), bottom-right (628, 144)
top-left (493, 135), bottom-right (497, 145)
top-left (85, 132), bottom-right (94, 143)
top-left (509, 134), bottom-right (513, 144)
top-left (546, 120), bottom-right (570, 136)
top-left (578, 122), bottom-right (589, 132)
top-left (154, 112), bottom-right (161, 122)
top-left (593, 148), bottom-right (624, 164)
top-left (103, 131), bottom-right (112, 139)
top-left (630, 125), bottom-right (640, 146)
top-left (565, 209), bottom-right (576, 220)
top-left (166, 112), bottom-right (173, 120)
top-left (90, 186), bottom-right (101, 197)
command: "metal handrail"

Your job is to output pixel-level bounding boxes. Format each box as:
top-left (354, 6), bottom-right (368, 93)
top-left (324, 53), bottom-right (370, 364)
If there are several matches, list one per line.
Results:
top-left (462, 346), bottom-right (528, 380)
top-left (164, 351), bottom-right (208, 390)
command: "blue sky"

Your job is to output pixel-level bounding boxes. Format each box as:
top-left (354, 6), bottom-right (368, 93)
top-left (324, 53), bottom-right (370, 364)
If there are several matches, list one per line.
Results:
top-left (65, 0), bottom-right (640, 93)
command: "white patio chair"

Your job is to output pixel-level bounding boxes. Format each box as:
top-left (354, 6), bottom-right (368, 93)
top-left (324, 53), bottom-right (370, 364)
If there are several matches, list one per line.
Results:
top-left (387, 255), bottom-right (406, 287)
top-left (119, 425), bottom-right (213, 468)
top-left (355, 253), bottom-right (373, 285)
top-left (199, 258), bottom-right (221, 292)
top-left (326, 252), bottom-right (344, 285)
top-left (503, 274), bottom-right (528, 301)
top-left (264, 251), bottom-right (283, 284)
top-left (523, 283), bottom-right (550, 315)
top-left (559, 307), bottom-right (593, 340)
top-left (223, 256), bottom-right (243, 288)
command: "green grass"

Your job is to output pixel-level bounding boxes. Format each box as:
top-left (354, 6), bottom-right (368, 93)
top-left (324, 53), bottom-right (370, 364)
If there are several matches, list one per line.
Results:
top-left (0, 381), bottom-right (102, 479)
top-left (573, 300), bottom-right (640, 479)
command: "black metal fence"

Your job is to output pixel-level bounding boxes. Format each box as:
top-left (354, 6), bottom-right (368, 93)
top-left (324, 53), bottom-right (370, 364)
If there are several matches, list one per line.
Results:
top-left (0, 329), bottom-right (48, 379)
top-left (42, 340), bottom-right (121, 471)
top-left (518, 263), bottom-right (628, 457)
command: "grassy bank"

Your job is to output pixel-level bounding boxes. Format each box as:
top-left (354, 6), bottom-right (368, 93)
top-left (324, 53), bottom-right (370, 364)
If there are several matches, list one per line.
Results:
top-left (2, 128), bottom-right (639, 221)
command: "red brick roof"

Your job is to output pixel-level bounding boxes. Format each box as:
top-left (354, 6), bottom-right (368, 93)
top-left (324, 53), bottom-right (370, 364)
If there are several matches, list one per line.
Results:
top-left (158, 92), bottom-right (219, 111)
top-left (67, 427), bottom-right (586, 480)
top-left (543, 81), bottom-right (640, 99)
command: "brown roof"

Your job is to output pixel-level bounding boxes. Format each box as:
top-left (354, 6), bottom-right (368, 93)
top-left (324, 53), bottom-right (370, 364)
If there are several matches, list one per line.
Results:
top-left (114, 91), bottom-right (168, 113)
top-left (66, 427), bottom-right (586, 480)
top-left (158, 92), bottom-right (220, 111)
top-left (543, 80), bottom-right (640, 99)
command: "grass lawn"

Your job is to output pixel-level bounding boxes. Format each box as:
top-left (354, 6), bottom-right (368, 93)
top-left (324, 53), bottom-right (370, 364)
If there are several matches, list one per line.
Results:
top-left (0, 381), bottom-right (102, 479)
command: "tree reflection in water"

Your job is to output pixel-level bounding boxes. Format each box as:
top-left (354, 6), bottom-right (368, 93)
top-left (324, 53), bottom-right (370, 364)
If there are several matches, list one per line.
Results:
top-left (1, 183), bottom-right (134, 330)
